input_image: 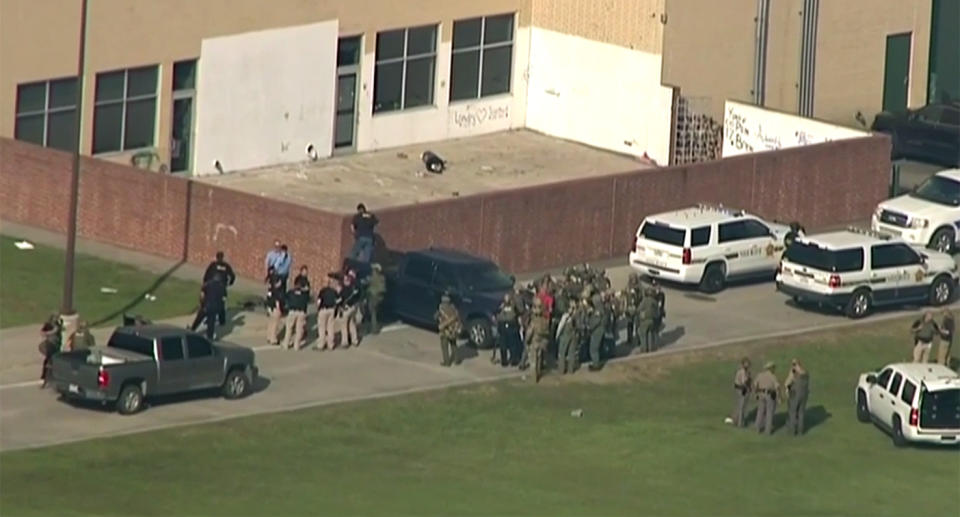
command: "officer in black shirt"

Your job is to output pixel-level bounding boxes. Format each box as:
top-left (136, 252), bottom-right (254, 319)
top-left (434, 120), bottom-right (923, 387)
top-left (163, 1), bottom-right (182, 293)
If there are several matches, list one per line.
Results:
top-left (293, 265), bottom-right (311, 292)
top-left (315, 277), bottom-right (341, 350)
top-left (199, 273), bottom-right (227, 341)
top-left (349, 203), bottom-right (379, 263)
top-left (203, 251), bottom-right (235, 325)
top-left (283, 283), bottom-right (311, 349)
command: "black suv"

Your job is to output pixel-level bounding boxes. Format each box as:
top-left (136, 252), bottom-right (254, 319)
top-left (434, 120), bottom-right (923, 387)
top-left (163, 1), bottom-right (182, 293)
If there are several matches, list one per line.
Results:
top-left (872, 102), bottom-right (960, 167)
top-left (387, 248), bottom-right (515, 348)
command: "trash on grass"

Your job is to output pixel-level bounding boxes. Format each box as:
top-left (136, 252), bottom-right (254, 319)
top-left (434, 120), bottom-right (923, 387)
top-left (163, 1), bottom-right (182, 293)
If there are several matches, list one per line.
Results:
top-left (13, 240), bottom-right (34, 250)
top-left (723, 417), bottom-right (734, 425)
top-left (144, 294), bottom-right (157, 301)
top-left (571, 409), bottom-right (584, 418)
top-left (100, 287), bottom-right (118, 294)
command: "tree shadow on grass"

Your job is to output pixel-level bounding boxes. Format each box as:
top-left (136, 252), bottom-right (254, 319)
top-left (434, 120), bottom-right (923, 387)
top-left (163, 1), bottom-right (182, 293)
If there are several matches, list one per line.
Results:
top-left (90, 262), bottom-right (188, 327)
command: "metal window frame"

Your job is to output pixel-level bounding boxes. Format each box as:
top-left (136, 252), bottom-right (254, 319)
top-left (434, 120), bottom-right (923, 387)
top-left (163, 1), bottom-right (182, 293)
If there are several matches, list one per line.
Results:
top-left (15, 79), bottom-right (78, 147)
top-left (451, 14), bottom-right (515, 101)
top-left (374, 25), bottom-right (438, 112)
top-left (93, 66), bottom-right (159, 153)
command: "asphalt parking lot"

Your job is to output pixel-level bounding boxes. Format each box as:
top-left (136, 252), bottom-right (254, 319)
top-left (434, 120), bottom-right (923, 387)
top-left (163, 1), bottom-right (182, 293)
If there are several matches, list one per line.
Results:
top-left (3, 258), bottom-right (957, 452)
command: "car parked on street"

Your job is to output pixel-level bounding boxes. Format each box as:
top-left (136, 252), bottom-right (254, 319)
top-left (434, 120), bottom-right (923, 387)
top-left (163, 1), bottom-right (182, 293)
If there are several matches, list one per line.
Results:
top-left (871, 102), bottom-right (960, 167)
top-left (50, 325), bottom-right (259, 415)
top-left (386, 248), bottom-right (515, 348)
top-left (855, 362), bottom-right (960, 447)
top-left (871, 168), bottom-right (960, 253)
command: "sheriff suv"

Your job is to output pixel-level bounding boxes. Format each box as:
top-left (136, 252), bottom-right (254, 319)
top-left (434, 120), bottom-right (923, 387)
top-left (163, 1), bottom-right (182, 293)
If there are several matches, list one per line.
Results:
top-left (629, 204), bottom-right (790, 293)
top-left (776, 227), bottom-right (958, 318)
top-left (872, 168), bottom-right (960, 253)
top-left (855, 363), bottom-right (960, 447)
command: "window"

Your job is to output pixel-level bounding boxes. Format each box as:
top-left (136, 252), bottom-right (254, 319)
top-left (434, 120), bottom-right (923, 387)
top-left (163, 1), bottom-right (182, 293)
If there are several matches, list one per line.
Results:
top-left (432, 264), bottom-right (457, 291)
top-left (185, 334), bottom-right (213, 358)
top-left (171, 60), bottom-right (197, 173)
top-left (639, 222), bottom-right (686, 247)
top-left (718, 221), bottom-right (747, 243)
top-left (93, 65), bottom-right (159, 154)
top-left (690, 226), bottom-right (712, 247)
top-left (919, 388), bottom-right (960, 429)
top-left (172, 60), bottom-right (196, 92)
top-left (785, 243), bottom-right (864, 272)
top-left (910, 175), bottom-right (960, 207)
top-left (107, 333), bottom-right (153, 357)
top-left (876, 368), bottom-right (893, 389)
top-left (404, 256), bottom-right (435, 283)
top-left (450, 14), bottom-right (514, 101)
top-left (159, 337), bottom-right (184, 361)
top-left (741, 220), bottom-right (771, 238)
top-left (373, 25), bottom-right (437, 113)
top-left (461, 264), bottom-right (514, 292)
top-left (871, 243), bottom-right (922, 269)
top-left (14, 77), bottom-right (78, 152)
top-left (888, 373), bottom-right (903, 396)
top-left (900, 380), bottom-right (917, 404)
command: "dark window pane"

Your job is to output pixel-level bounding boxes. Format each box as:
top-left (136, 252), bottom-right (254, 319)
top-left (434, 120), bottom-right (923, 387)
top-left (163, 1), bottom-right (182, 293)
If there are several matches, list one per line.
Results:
top-left (450, 50), bottom-right (480, 101)
top-left (334, 113), bottom-right (354, 147)
top-left (407, 25), bottom-right (437, 56)
top-left (16, 83), bottom-right (46, 113)
top-left (14, 114), bottom-right (44, 145)
top-left (48, 78), bottom-right (77, 109)
top-left (404, 56), bottom-right (435, 108)
top-left (373, 61), bottom-right (403, 113)
top-left (124, 97), bottom-right (157, 150)
top-left (173, 60), bottom-right (197, 91)
top-left (95, 71), bottom-right (125, 102)
top-left (160, 337), bottom-right (184, 360)
top-left (127, 66), bottom-right (158, 97)
top-left (337, 36), bottom-right (362, 67)
top-left (480, 45), bottom-right (512, 96)
top-left (484, 14), bottom-right (514, 44)
top-left (691, 226), bottom-right (711, 247)
top-left (47, 110), bottom-right (77, 152)
top-left (185, 335), bottom-right (213, 357)
top-left (376, 29), bottom-right (405, 61)
top-left (453, 18), bottom-right (482, 49)
top-left (171, 98), bottom-right (193, 172)
top-left (93, 103), bottom-right (123, 153)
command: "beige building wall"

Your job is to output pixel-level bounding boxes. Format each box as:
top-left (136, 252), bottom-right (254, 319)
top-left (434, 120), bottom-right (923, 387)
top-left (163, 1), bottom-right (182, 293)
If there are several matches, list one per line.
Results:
top-left (0, 0), bottom-right (529, 168)
top-left (661, 0), bottom-right (933, 127)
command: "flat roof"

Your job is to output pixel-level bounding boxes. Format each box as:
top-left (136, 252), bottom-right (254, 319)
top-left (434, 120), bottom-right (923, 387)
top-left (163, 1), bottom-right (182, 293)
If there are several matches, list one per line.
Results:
top-left (887, 363), bottom-right (959, 385)
top-left (647, 206), bottom-right (743, 227)
top-left (800, 230), bottom-right (884, 249)
top-left (197, 130), bottom-right (651, 214)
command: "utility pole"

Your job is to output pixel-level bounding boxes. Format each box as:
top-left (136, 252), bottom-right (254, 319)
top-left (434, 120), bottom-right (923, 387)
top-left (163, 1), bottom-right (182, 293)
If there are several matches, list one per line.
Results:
top-left (60, 0), bottom-right (89, 336)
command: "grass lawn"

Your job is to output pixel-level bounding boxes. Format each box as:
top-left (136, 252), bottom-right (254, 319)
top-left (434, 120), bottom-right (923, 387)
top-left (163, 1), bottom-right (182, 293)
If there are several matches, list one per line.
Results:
top-left (0, 235), bottom-right (201, 328)
top-left (1, 319), bottom-right (958, 517)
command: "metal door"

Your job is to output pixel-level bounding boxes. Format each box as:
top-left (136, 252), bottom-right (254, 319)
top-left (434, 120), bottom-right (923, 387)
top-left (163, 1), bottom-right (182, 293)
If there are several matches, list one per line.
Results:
top-left (882, 33), bottom-right (912, 113)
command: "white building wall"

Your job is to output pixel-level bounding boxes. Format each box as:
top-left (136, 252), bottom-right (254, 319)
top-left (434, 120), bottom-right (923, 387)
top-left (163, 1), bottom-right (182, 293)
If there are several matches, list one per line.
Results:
top-left (525, 28), bottom-right (674, 165)
top-left (354, 25), bottom-right (530, 151)
top-left (193, 21), bottom-right (339, 176)
top-left (722, 100), bottom-right (871, 157)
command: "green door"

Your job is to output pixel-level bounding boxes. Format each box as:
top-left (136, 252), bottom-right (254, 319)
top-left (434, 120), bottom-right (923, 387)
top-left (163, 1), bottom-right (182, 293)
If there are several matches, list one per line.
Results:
top-left (882, 33), bottom-right (912, 112)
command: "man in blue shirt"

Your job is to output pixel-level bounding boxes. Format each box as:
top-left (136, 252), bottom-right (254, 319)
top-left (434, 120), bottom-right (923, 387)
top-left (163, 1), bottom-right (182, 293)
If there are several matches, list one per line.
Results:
top-left (265, 241), bottom-right (292, 292)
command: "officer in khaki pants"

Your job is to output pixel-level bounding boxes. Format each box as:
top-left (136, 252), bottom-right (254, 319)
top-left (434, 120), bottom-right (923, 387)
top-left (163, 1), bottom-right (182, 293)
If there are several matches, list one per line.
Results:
top-left (265, 276), bottom-right (286, 345)
top-left (337, 272), bottom-right (361, 347)
top-left (283, 280), bottom-right (310, 350)
top-left (314, 276), bottom-right (341, 350)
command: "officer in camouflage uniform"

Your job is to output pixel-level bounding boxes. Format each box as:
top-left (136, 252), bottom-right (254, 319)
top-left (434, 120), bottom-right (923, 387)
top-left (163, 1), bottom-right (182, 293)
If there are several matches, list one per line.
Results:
top-left (571, 297), bottom-right (591, 372)
top-left (587, 293), bottom-right (606, 371)
top-left (603, 290), bottom-right (620, 358)
top-left (434, 293), bottom-right (462, 367)
top-left (637, 288), bottom-right (659, 353)
top-left (365, 263), bottom-right (387, 334)
top-left (622, 273), bottom-right (644, 347)
top-left (524, 297), bottom-right (551, 382)
top-left (555, 302), bottom-right (578, 374)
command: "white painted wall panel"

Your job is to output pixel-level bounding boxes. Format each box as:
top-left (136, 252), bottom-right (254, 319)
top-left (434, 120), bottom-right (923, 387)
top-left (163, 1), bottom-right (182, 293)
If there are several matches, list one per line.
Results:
top-left (353, 26), bottom-right (529, 151)
top-left (525, 28), bottom-right (674, 165)
top-left (722, 100), bottom-right (869, 157)
top-left (193, 21), bottom-right (338, 175)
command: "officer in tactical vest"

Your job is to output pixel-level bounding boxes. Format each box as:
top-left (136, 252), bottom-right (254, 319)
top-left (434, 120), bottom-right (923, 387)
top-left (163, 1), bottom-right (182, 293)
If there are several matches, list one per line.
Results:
top-left (496, 294), bottom-right (522, 367)
top-left (525, 298), bottom-right (551, 382)
top-left (555, 302), bottom-right (578, 374)
top-left (784, 359), bottom-right (810, 436)
top-left (729, 357), bottom-right (752, 427)
top-left (365, 263), bottom-right (387, 334)
top-left (623, 273), bottom-right (643, 347)
top-left (587, 293), bottom-right (606, 371)
top-left (637, 289), bottom-right (659, 353)
top-left (435, 293), bottom-right (462, 367)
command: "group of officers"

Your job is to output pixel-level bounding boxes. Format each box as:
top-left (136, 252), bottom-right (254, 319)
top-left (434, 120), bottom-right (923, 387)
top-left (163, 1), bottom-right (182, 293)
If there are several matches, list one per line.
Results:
top-left (436, 264), bottom-right (668, 382)
top-left (730, 357), bottom-right (811, 436)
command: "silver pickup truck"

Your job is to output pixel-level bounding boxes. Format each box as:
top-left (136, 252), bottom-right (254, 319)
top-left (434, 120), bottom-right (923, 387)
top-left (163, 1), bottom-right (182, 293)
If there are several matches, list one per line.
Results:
top-left (50, 324), bottom-right (259, 415)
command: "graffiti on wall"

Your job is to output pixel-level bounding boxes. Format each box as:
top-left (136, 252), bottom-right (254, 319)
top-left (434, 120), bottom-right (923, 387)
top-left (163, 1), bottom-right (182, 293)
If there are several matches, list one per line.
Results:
top-left (672, 95), bottom-right (722, 165)
top-left (722, 100), bottom-right (869, 157)
top-left (452, 103), bottom-right (511, 129)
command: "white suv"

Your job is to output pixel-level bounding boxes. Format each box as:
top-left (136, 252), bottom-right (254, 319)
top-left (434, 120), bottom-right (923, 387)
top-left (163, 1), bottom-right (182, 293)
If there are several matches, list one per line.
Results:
top-left (776, 227), bottom-right (958, 318)
top-left (872, 168), bottom-right (960, 253)
top-left (856, 363), bottom-right (960, 447)
top-left (629, 204), bottom-right (790, 293)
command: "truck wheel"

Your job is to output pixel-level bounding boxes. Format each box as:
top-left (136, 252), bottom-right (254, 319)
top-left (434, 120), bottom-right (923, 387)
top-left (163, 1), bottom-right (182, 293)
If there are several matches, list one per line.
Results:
top-left (222, 369), bottom-right (249, 400)
top-left (891, 416), bottom-right (907, 447)
top-left (929, 275), bottom-right (954, 306)
top-left (698, 264), bottom-right (726, 294)
top-left (929, 228), bottom-right (954, 254)
top-left (466, 318), bottom-right (493, 349)
top-left (856, 390), bottom-right (870, 423)
top-left (117, 384), bottom-right (143, 415)
top-left (845, 289), bottom-right (872, 319)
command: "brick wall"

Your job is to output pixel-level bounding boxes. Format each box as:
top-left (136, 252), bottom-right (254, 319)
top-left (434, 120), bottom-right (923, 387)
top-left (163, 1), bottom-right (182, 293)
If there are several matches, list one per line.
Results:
top-left (0, 135), bottom-right (890, 277)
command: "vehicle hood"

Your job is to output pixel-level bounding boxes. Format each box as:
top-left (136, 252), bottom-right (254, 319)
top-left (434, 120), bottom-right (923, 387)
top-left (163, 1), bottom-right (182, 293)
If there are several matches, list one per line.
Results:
top-left (768, 221), bottom-right (791, 239)
top-left (915, 248), bottom-right (957, 272)
top-left (214, 342), bottom-right (256, 362)
top-left (877, 195), bottom-right (947, 219)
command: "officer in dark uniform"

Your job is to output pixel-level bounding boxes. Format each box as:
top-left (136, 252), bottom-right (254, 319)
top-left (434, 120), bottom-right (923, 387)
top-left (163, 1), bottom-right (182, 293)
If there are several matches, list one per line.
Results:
top-left (203, 251), bottom-right (235, 325)
top-left (198, 273), bottom-right (227, 341)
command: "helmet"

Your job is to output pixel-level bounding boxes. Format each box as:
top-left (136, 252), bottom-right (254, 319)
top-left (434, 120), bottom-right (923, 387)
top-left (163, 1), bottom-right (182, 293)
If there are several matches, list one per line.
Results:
top-left (441, 293), bottom-right (451, 302)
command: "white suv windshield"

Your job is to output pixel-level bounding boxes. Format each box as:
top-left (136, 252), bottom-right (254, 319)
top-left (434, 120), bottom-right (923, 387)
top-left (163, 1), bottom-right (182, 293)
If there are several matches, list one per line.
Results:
top-left (784, 242), bottom-right (864, 272)
top-left (910, 175), bottom-right (960, 207)
top-left (919, 388), bottom-right (960, 429)
top-left (640, 222), bottom-right (686, 247)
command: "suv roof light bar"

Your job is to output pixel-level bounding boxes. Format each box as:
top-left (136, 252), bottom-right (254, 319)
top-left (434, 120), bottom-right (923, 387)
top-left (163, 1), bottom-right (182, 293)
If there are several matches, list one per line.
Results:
top-left (846, 226), bottom-right (892, 241)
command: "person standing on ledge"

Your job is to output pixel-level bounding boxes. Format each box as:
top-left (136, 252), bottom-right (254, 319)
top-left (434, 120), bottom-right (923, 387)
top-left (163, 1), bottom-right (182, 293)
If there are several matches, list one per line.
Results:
top-left (349, 203), bottom-right (379, 264)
